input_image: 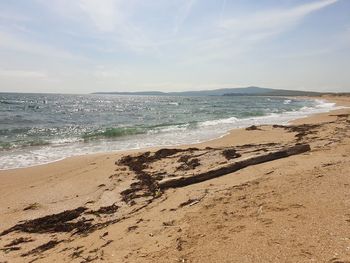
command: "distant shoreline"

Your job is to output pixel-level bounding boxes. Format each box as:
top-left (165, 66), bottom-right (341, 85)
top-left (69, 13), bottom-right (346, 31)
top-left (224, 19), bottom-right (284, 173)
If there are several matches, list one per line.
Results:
top-left (92, 86), bottom-right (350, 97)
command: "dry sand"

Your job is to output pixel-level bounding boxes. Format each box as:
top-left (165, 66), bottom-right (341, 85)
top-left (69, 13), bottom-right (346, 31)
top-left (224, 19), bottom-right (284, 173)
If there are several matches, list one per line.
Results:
top-left (0, 96), bottom-right (350, 263)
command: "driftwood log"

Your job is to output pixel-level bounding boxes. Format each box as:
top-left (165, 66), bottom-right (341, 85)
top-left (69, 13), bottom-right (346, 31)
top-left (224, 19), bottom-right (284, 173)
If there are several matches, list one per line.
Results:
top-left (159, 144), bottom-right (310, 189)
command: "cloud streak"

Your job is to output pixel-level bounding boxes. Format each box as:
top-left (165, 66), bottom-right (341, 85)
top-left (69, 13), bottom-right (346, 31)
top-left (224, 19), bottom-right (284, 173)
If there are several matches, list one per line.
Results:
top-left (220, 0), bottom-right (338, 35)
top-left (34, 0), bottom-right (338, 59)
top-left (0, 69), bottom-right (47, 78)
top-left (0, 30), bottom-right (81, 60)
top-left (78, 0), bottom-right (121, 32)
top-left (173, 0), bottom-right (197, 34)
top-left (0, 12), bottom-right (31, 22)
top-left (181, 0), bottom-right (339, 63)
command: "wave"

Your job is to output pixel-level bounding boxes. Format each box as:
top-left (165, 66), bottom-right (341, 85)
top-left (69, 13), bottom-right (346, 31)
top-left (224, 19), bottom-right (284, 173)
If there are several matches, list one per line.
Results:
top-left (0, 139), bottom-right (50, 151)
top-left (0, 97), bottom-right (340, 170)
top-left (82, 122), bottom-right (194, 141)
top-left (1, 98), bottom-right (338, 151)
top-left (299, 100), bottom-right (336, 113)
top-left (198, 98), bottom-right (337, 130)
top-left (82, 127), bottom-right (146, 141)
top-left (0, 123), bottom-right (193, 150)
top-left (0, 100), bottom-right (25, 105)
top-left (313, 99), bottom-right (336, 109)
top-left (199, 117), bottom-right (239, 127)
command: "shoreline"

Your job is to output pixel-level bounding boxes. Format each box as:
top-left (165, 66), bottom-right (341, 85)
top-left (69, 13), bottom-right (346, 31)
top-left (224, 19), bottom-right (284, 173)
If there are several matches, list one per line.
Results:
top-left (0, 96), bottom-right (342, 172)
top-left (1, 95), bottom-right (350, 262)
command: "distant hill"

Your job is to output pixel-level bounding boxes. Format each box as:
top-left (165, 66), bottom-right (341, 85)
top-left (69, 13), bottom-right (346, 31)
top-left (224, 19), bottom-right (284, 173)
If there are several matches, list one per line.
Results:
top-left (93, 86), bottom-right (273, 96)
top-left (92, 86), bottom-right (269, 96)
top-left (168, 86), bottom-right (274, 96)
top-left (223, 88), bottom-right (324, 97)
top-left (93, 87), bottom-right (330, 97)
top-left (93, 91), bottom-right (166, 96)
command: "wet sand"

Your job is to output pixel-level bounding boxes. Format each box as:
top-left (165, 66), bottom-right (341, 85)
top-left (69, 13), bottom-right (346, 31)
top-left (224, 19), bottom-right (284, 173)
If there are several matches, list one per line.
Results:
top-left (0, 95), bottom-right (350, 263)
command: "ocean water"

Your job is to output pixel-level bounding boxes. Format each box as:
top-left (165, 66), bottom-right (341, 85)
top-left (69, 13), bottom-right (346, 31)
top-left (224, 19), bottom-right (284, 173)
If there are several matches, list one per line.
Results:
top-left (0, 93), bottom-right (337, 170)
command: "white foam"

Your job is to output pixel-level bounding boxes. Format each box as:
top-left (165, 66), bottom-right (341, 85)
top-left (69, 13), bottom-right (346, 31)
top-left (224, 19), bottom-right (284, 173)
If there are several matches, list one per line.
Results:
top-left (199, 117), bottom-right (239, 127)
top-left (50, 137), bottom-right (82, 145)
top-left (147, 124), bottom-right (189, 134)
top-left (0, 98), bottom-right (340, 170)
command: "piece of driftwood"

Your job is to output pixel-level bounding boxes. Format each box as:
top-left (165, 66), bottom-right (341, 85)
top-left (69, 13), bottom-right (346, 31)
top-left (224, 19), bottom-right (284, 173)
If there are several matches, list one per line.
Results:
top-left (159, 144), bottom-right (310, 189)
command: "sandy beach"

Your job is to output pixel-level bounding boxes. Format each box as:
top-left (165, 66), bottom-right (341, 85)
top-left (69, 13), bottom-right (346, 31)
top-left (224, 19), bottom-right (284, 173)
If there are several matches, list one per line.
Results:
top-left (1, 95), bottom-right (350, 263)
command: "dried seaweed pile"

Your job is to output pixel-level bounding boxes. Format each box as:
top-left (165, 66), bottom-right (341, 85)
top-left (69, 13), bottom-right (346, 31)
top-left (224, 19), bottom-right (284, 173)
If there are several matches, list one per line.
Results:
top-left (117, 143), bottom-right (310, 203)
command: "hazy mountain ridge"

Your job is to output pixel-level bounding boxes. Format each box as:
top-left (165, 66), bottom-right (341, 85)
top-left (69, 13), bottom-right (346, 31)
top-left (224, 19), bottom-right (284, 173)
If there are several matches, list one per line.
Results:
top-left (223, 88), bottom-right (324, 97)
top-left (93, 87), bottom-right (335, 96)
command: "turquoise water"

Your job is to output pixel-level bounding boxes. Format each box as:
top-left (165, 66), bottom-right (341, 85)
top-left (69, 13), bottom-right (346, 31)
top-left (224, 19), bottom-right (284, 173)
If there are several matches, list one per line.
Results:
top-left (0, 93), bottom-right (336, 169)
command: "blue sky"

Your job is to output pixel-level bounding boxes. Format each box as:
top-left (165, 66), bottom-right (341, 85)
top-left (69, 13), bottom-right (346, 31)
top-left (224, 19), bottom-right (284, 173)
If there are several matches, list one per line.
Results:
top-left (0, 0), bottom-right (349, 93)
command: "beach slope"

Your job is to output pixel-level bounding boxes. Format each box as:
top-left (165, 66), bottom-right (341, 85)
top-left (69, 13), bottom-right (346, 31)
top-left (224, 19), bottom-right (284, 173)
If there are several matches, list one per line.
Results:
top-left (0, 96), bottom-right (350, 263)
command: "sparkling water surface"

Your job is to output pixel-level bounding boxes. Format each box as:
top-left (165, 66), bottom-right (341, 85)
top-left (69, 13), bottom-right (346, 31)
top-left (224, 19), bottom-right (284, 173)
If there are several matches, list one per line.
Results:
top-left (0, 93), bottom-right (336, 169)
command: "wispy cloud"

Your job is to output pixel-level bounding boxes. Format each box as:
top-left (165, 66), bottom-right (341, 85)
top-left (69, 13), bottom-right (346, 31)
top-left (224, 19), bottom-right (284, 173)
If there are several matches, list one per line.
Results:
top-left (2, 0), bottom-right (339, 62)
top-left (78, 0), bottom-right (121, 32)
top-left (182, 0), bottom-right (339, 63)
top-left (74, 0), bottom-right (339, 62)
top-left (0, 30), bottom-right (80, 60)
top-left (0, 69), bottom-right (47, 78)
top-left (173, 0), bottom-right (197, 34)
top-left (0, 11), bottom-right (31, 22)
top-left (220, 0), bottom-right (338, 35)
top-left (52, 0), bottom-right (159, 52)
top-left (37, 0), bottom-right (202, 53)
top-left (93, 65), bottom-right (131, 78)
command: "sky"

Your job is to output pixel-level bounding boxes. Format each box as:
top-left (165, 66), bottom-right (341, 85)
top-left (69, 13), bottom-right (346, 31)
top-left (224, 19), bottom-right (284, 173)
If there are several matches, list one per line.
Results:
top-left (0, 0), bottom-right (349, 94)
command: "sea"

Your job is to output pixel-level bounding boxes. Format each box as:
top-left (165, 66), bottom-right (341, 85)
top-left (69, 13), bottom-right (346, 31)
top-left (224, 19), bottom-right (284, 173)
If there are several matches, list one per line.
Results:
top-left (0, 93), bottom-right (337, 170)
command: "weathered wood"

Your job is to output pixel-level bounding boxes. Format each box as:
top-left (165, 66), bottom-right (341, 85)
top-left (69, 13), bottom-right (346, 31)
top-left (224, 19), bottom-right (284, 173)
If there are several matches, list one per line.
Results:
top-left (158, 144), bottom-right (310, 189)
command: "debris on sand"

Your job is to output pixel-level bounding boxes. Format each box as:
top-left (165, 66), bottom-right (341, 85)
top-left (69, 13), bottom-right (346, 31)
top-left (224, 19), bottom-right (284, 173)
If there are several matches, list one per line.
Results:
top-left (21, 240), bottom-right (62, 257)
top-left (159, 144), bottom-right (310, 189)
top-left (222, 149), bottom-right (241, 160)
top-left (87, 204), bottom-right (119, 216)
top-left (0, 207), bottom-right (90, 236)
top-left (5, 237), bottom-right (34, 247)
top-left (246, 125), bottom-right (261, 131)
top-left (1, 246), bottom-right (21, 253)
top-left (273, 124), bottom-right (321, 141)
top-left (177, 156), bottom-right (200, 171)
top-left (23, 203), bottom-right (40, 211)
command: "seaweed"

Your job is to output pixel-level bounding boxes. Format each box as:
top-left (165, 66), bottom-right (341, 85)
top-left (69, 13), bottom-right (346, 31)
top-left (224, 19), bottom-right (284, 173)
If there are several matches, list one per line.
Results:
top-left (0, 207), bottom-right (90, 236)
top-left (5, 237), bottom-right (34, 247)
top-left (222, 149), bottom-right (241, 160)
top-left (21, 240), bottom-right (62, 257)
